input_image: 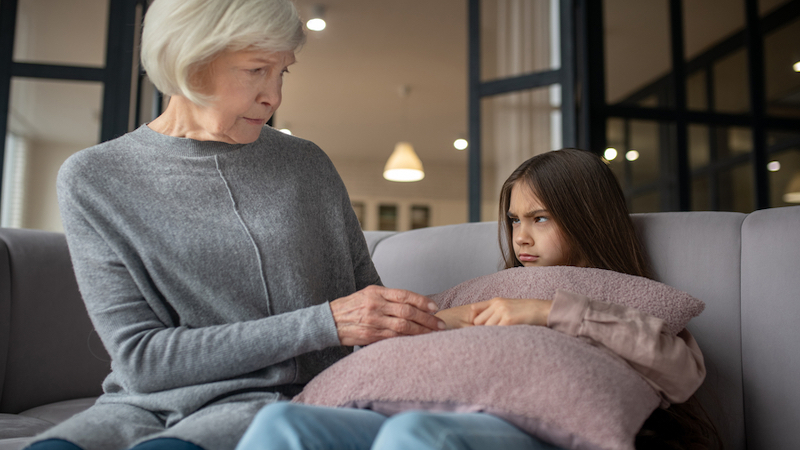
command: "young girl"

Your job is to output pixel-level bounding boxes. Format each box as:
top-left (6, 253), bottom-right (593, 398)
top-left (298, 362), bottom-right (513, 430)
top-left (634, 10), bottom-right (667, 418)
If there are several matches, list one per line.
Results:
top-left (236, 148), bottom-right (721, 450)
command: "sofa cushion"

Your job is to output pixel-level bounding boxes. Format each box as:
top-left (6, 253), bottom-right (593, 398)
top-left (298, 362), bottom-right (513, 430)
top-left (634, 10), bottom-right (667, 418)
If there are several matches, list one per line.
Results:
top-left (432, 266), bottom-right (704, 335)
top-left (0, 414), bottom-right (53, 439)
top-left (295, 326), bottom-right (659, 450)
top-left (296, 266), bottom-right (704, 450)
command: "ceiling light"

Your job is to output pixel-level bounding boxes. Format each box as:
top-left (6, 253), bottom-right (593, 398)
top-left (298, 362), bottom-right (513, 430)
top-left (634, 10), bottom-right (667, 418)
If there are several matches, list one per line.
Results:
top-left (454, 138), bottom-right (468, 150)
top-left (384, 142), bottom-right (424, 182)
top-left (767, 161), bottom-right (780, 172)
top-left (625, 150), bottom-right (639, 161)
top-left (307, 5), bottom-right (326, 31)
top-left (784, 172), bottom-right (800, 203)
top-left (794, 61), bottom-right (800, 72)
top-left (604, 147), bottom-right (618, 161)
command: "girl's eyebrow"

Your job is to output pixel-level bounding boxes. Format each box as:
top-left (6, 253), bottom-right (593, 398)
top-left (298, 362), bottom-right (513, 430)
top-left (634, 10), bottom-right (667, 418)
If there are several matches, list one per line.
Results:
top-left (522, 209), bottom-right (547, 217)
top-left (507, 209), bottom-right (547, 218)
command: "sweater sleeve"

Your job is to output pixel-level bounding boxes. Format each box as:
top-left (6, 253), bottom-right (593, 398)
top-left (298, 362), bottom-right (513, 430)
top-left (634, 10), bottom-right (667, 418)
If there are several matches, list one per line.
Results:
top-left (58, 177), bottom-right (342, 394)
top-left (547, 289), bottom-right (706, 406)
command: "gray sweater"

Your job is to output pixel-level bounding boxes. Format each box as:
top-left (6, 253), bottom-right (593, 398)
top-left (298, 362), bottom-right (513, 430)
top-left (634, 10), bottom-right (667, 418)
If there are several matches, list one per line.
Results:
top-left (44, 124), bottom-right (379, 448)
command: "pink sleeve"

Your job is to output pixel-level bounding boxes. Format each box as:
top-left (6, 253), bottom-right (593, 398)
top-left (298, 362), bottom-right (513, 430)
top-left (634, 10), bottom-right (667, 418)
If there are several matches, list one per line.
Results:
top-left (547, 289), bottom-right (706, 406)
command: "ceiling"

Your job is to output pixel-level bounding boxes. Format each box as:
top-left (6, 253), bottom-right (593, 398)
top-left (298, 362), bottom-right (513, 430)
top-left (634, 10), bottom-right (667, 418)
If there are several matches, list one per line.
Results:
top-left (6, 0), bottom-right (798, 163)
top-left (278, 0), bottom-right (468, 167)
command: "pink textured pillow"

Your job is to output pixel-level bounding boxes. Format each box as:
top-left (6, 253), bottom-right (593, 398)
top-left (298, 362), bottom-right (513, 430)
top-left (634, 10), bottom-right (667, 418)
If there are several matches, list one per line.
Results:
top-left (432, 266), bottom-right (704, 335)
top-left (295, 267), bottom-right (704, 450)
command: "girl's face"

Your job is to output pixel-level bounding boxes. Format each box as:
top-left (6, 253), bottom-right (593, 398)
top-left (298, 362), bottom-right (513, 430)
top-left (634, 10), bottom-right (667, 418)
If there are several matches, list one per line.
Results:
top-left (507, 182), bottom-right (572, 267)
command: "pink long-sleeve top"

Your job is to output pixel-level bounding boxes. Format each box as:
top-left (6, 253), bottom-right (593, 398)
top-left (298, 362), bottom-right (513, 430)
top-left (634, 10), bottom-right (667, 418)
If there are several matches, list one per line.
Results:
top-left (547, 289), bottom-right (706, 408)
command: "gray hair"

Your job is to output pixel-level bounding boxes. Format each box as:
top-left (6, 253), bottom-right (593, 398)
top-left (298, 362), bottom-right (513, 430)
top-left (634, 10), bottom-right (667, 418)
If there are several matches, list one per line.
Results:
top-left (141, 0), bottom-right (306, 105)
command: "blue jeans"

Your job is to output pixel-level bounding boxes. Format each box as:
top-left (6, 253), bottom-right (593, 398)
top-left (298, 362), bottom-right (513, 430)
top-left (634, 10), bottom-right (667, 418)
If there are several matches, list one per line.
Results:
top-left (25, 438), bottom-right (204, 450)
top-left (235, 403), bottom-right (564, 450)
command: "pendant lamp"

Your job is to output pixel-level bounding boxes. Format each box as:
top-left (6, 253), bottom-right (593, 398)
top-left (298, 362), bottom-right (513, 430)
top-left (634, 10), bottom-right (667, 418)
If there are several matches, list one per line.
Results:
top-left (384, 142), bottom-right (424, 182)
top-left (383, 84), bottom-right (424, 182)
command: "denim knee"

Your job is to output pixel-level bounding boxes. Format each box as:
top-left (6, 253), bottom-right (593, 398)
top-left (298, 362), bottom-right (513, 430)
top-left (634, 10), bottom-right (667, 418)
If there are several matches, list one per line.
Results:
top-left (24, 439), bottom-right (84, 450)
top-left (129, 438), bottom-right (205, 450)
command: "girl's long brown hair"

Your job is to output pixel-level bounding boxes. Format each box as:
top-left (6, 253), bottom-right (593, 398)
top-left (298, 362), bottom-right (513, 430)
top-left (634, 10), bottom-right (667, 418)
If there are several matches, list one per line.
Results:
top-left (498, 148), bottom-right (649, 278)
top-left (499, 149), bottom-right (722, 450)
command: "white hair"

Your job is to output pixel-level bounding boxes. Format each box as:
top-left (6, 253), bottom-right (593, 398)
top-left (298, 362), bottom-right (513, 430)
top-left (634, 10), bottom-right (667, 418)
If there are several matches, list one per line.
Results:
top-left (141, 0), bottom-right (305, 105)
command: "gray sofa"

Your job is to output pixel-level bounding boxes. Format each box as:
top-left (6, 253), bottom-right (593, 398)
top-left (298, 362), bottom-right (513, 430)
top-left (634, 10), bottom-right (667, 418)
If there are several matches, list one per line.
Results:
top-left (2, 206), bottom-right (799, 450)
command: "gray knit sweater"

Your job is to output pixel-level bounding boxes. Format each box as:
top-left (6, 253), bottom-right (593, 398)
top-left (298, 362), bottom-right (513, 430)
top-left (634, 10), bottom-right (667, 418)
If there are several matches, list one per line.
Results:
top-left (44, 124), bottom-right (380, 448)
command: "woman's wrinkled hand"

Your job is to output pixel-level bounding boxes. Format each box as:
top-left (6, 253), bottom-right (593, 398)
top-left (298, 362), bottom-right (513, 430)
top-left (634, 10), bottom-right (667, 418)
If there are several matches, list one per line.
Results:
top-left (330, 285), bottom-right (445, 346)
top-left (470, 298), bottom-right (553, 327)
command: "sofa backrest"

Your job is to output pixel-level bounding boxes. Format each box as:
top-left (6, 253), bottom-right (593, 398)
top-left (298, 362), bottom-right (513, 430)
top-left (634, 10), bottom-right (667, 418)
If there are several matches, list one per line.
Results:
top-left (0, 228), bottom-right (109, 414)
top-left (740, 206), bottom-right (800, 450)
top-left (368, 207), bottom-right (800, 450)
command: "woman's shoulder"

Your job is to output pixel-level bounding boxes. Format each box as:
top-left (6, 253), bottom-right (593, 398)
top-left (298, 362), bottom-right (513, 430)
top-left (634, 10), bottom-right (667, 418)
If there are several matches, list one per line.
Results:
top-left (57, 130), bottom-right (142, 190)
top-left (256, 126), bottom-right (335, 167)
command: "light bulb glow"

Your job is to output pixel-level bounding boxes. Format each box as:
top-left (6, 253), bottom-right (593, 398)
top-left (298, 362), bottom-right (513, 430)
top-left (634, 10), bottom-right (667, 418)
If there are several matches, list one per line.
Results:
top-left (454, 138), bottom-right (468, 150)
top-left (307, 18), bottom-right (326, 31)
top-left (383, 168), bottom-right (425, 182)
top-left (625, 150), bottom-right (640, 161)
top-left (794, 61), bottom-right (800, 72)
top-left (767, 161), bottom-right (781, 172)
top-left (604, 147), bottom-right (618, 161)
top-left (279, 128), bottom-right (292, 135)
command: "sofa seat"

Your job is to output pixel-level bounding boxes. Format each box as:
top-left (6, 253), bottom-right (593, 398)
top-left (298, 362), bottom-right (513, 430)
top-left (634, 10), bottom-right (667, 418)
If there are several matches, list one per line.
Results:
top-left (0, 398), bottom-right (96, 449)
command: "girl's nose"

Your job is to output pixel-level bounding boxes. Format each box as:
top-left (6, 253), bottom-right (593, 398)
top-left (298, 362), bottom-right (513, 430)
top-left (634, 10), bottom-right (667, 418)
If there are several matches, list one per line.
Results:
top-left (515, 228), bottom-right (532, 245)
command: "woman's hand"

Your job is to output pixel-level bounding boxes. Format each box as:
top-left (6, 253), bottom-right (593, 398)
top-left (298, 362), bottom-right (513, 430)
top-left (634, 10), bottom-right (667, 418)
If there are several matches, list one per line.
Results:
top-left (470, 298), bottom-right (553, 327)
top-left (330, 285), bottom-right (445, 346)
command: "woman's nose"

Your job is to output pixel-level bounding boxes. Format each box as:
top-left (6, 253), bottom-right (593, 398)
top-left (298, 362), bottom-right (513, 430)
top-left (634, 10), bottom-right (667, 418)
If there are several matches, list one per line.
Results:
top-left (257, 78), bottom-right (282, 108)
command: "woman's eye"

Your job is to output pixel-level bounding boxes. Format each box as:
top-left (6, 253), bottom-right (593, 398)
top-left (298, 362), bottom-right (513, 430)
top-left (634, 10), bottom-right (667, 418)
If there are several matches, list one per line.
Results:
top-left (510, 217), bottom-right (520, 225)
top-left (533, 216), bottom-right (549, 223)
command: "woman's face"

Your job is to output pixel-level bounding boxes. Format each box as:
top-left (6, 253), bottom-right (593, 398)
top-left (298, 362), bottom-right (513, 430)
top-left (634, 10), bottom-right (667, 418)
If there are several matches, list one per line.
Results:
top-left (191, 49), bottom-right (295, 144)
top-left (507, 182), bottom-right (572, 267)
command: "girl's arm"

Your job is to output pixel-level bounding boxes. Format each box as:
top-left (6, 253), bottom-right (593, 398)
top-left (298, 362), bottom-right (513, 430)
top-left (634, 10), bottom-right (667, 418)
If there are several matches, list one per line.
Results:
top-left (437, 290), bottom-right (705, 405)
top-left (546, 289), bottom-right (705, 405)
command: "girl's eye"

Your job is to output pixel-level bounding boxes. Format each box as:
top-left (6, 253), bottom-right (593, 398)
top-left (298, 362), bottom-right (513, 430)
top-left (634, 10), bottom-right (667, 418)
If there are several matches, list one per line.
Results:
top-left (533, 216), bottom-right (549, 223)
top-left (509, 217), bottom-right (520, 225)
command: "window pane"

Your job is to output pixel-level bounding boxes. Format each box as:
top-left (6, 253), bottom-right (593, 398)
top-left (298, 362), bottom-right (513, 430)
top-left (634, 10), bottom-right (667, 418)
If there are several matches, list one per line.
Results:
top-left (631, 190), bottom-right (660, 214)
top-left (5, 78), bottom-right (103, 231)
top-left (761, 0), bottom-right (794, 17)
top-left (628, 120), bottom-right (664, 187)
top-left (713, 48), bottom-right (750, 113)
top-left (767, 131), bottom-right (800, 207)
top-left (604, 0), bottom-right (671, 107)
top-left (686, 70), bottom-right (708, 111)
top-left (688, 124), bottom-right (711, 170)
top-left (691, 175), bottom-right (711, 211)
top-left (14, 0), bottom-right (108, 66)
top-left (719, 163), bottom-right (754, 212)
top-left (480, 0), bottom-right (560, 81)
top-left (683, 0), bottom-right (744, 61)
top-left (481, 85), bottom-right (561, 220)
top-left (763, 16), bottom-right (800, 119)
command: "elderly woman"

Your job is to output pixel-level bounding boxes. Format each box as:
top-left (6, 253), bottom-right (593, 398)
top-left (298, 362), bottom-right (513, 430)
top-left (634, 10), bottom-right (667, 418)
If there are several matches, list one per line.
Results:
top-left (23, 1), bottom-right (443, 450)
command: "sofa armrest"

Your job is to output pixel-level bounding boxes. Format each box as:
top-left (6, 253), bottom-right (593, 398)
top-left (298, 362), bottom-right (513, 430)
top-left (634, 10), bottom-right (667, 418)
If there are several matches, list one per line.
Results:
top-left (0, 228), bottom-right (109, 414)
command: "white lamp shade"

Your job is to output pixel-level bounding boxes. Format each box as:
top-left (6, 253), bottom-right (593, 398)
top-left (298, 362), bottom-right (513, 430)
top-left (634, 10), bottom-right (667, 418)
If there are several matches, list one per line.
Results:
top-left (783, 172), bottom-right (800, 203)
top-left (384, 142), bottom-right (425, 182)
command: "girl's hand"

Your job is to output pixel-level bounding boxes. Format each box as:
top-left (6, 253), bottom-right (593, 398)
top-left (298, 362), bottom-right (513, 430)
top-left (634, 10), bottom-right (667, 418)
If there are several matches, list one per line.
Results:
top-left (435, 304), bottom-right (478, 330)
top-left (471, 298), bottom-right (553, 326)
